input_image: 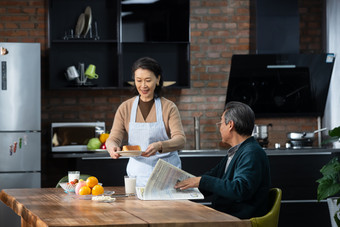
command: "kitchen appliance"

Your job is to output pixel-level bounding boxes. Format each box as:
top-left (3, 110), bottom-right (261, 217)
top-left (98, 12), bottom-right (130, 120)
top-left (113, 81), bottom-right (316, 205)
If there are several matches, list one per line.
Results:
top-left (253, 124), bottom-right (272, 148)
top-left (0, 43), bottom-right (41, 227)
top-left (287, 128), bottom-right (327, 149)
top-left (226, 54), bottom-right (335, 117)
top-left (51, 122), bottom-right (105, 152)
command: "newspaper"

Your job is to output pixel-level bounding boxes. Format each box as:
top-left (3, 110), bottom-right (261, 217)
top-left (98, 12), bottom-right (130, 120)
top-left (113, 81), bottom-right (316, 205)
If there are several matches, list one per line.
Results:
top-left (136, 159), bottom-right (204, 200)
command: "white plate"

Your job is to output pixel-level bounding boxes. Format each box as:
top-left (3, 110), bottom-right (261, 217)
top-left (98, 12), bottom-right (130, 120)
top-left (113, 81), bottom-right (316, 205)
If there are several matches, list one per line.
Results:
top-left (92, 195), bottom-right (116, 203)
top-left (75, 13), bottom-right (85, 37)
top-left (74, 188), bottom-right (114, 200)
top-left (116, 150), bottom-right (143, 157)
top-left (82, 6), bottom-right (92, 37)
top-left (127, 81), bottom-right (176, 87)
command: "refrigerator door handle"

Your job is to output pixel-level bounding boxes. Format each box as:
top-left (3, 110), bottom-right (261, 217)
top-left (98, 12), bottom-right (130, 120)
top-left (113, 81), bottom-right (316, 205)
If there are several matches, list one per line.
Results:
top-left (1, 61), bottom-right (6, 90)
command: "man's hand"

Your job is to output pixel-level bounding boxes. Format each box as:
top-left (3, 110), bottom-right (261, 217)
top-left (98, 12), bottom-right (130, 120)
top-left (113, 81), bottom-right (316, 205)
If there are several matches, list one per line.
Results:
top-left (174, 177), bottom-right (201, 190)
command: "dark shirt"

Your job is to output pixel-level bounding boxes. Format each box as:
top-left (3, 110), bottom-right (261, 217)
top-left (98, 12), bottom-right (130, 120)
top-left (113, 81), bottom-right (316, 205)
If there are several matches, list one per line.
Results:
top-left (139, 98), bottom-right (154, 120)
top-left (199, 137), bottom-right (271, 219)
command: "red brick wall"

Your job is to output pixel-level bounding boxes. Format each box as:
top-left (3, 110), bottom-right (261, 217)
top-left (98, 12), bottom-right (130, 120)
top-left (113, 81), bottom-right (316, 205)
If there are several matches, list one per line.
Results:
top-left (0, 0), bottom-right (324, 150)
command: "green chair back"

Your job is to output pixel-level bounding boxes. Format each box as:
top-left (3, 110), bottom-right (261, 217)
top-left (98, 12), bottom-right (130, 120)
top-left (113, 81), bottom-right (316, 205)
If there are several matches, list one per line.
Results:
top-left (56, 174), bottom-right (92, 188)
top-left (250, 188), bottom-right (282, 227)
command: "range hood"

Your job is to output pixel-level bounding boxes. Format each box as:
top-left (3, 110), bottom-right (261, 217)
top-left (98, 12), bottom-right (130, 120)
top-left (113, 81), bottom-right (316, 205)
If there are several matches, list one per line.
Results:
top-left (226, 54), bottom-right (335, 117)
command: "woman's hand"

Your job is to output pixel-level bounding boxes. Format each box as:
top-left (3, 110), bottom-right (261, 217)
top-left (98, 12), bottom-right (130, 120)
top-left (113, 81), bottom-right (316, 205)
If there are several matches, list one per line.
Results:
top-left (142, 143), bottom-right (159, 157)
top-left (174, 177), bottom-right (201, 190)
top-left (107, 146), bottom-right (121, 159)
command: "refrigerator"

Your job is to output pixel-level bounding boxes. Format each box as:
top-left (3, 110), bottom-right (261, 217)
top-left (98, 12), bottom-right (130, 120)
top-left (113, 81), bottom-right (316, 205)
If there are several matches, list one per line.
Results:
top-left (0, 43), bottom-right (41, 227)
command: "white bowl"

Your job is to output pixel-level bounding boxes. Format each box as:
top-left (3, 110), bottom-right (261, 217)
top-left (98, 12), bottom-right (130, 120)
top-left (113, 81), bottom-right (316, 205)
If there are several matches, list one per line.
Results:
top-left (59, 182), bottom-right (76, 193)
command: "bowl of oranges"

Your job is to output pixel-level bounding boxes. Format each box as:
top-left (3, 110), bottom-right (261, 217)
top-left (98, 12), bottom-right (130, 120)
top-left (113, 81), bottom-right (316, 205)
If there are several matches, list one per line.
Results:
top-left (75, 176), bottom-right (105, 199)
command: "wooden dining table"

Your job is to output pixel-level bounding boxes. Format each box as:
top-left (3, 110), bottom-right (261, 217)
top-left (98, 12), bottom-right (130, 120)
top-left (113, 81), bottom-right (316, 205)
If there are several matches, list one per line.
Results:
top-left (0, 186), bottom-right (252, 227)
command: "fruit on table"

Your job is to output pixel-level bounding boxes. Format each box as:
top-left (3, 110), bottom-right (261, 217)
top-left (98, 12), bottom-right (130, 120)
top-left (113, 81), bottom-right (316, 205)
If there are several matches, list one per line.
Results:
top-left (87, 138), bottom-right (102, 150)
top-left (92, 184), bottom-right (104, 196)
top-left (75, 180), bottom-right (87, 195)
top-left (99, 133), bottom-right (109, 143)
top-left (79, 186), bottom-right (91, 195)
top-left (86, 176), bottom-right (99, 188)
top-left (100, 143), bottom-right (106, 150)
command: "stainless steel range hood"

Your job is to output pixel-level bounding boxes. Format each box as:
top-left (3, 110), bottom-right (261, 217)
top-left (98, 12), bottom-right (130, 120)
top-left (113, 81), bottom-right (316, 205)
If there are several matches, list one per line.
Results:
top-left (226, 54), bottom-right (335, 117)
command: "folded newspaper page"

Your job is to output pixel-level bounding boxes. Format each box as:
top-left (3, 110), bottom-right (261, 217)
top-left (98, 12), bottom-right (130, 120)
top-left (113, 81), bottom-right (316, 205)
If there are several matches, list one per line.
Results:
top-left (136, 159), bottom-right (204, 200)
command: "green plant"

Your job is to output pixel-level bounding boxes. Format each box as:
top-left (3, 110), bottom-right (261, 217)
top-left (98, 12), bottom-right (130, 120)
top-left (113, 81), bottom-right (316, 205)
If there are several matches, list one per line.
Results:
top-left (317, 157), bottom-right (340, 201)
top-left (316, 126), bottom-right (340, 225)
top-left (322, 126), bottom-right (340, 145)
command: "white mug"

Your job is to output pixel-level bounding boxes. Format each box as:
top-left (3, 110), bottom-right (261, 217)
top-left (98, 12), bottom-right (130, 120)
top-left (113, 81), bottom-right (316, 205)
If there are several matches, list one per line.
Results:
top-left (65, 66), bottom-right (79, 80)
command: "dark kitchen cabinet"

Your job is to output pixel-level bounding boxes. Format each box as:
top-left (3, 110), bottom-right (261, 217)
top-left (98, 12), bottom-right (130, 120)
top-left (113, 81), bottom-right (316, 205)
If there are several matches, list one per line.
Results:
top-left (48, 0), bottom-right (190, 89)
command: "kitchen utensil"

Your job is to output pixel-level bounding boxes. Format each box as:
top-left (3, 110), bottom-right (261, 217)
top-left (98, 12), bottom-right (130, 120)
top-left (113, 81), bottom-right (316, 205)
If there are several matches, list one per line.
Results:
top-left (76, 62), bottom-right (87, 85)
top-left (75, 13), bottom-right (85, 38)
top-left (65, 66), bottom-right (79, 80)
top-left (82, 6), bottom-right (92, 37)
top-left (287, 128), bottom-right (327, 149)
top-left (127, 81), bottom-right (176, 87)
top-left (85, 64), bottom-right (99, 79)
top-left (253, 124), bottom-right (272, 140)
top-left (116, 150), bottom-right (143, 157)
top-left (94, 21), bottom-right (100, 40)
top-left (287, 128), bottom-right (327, 140)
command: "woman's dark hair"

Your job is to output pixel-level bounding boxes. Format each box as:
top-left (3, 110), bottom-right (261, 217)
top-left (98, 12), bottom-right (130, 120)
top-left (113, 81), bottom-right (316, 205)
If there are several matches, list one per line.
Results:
top-left (131, 57), bottom-right (164, 97)
top-left (224, 101), bottom-right (255, 136)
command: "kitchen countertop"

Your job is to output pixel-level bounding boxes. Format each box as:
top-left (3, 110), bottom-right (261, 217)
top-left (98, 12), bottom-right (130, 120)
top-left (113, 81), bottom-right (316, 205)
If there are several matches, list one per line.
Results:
top-left (51, 148), bottom-right (340, 159)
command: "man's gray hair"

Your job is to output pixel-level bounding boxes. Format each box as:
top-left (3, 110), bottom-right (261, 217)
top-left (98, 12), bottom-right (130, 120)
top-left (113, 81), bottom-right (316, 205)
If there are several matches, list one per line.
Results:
top-left (224, 101), bottom-right (255, 136)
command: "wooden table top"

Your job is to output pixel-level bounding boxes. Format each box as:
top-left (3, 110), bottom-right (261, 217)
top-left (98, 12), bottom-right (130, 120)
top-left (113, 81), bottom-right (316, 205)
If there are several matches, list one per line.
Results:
top-left (0, 187), bottom-right (251, 227)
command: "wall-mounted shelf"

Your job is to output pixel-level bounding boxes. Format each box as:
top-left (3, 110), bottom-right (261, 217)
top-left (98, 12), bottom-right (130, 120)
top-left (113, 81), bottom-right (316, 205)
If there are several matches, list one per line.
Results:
top-left (48, 0), bottom-right (190, 90)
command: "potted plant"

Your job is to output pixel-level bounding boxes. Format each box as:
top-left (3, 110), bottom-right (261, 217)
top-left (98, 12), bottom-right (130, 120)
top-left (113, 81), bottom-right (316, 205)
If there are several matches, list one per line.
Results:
top-left (316, 126), bottom-right (340, 227)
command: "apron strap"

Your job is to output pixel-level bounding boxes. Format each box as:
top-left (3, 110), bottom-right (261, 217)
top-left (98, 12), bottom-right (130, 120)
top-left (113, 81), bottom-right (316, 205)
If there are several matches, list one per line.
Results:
top-left (130, 96), bottom-right (139, 123)
top-left (155, 97), bottom-right (163, 123)
top-left (131, 96), bottom-right (163, 124)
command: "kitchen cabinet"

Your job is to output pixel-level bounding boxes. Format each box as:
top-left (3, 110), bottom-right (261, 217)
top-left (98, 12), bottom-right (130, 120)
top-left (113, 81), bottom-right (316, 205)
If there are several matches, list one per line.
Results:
top-left (48, 0), bottom-right (190, 89)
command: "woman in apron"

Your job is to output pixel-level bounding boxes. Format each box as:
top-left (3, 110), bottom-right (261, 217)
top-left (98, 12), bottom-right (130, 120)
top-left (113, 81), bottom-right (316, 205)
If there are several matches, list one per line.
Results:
top-left (106, 57), bottom-right (186, 187)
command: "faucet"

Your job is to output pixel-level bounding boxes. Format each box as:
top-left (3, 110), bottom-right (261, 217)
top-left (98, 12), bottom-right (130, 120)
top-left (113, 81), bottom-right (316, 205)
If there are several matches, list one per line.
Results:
top-left (194, 114), bottom-right (202, 150)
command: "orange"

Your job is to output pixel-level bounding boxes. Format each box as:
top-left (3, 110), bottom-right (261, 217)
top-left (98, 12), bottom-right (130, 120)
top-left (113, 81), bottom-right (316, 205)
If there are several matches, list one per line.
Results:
top-left (99, 133), bottom-right (109, 143)
top-left (78, 186), bottom-right (91, 195)
top-left (92, 184), bottom-right (104, 196)
top-left (86, 176), bottom-right (99, 188)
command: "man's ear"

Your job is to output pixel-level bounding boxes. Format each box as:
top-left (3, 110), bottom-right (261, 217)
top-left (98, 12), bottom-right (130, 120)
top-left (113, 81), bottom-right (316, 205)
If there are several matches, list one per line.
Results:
top-left (229, 120), bottom-right (234, 129)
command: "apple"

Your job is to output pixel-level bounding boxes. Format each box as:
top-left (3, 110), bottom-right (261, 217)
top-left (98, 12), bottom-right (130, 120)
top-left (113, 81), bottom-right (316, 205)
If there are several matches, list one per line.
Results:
top-left (75, 180), bottom-right (87, 195)
top-left (100, 143), bottom-right (106, 150)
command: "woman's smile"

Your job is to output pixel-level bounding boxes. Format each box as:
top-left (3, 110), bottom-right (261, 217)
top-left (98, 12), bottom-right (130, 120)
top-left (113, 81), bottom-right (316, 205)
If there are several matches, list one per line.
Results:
top-left (134, 68), bottom-right (159, 102)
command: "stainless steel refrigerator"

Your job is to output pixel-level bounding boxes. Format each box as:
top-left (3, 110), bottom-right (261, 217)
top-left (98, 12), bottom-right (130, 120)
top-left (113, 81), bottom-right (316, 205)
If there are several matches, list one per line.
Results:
top-left (0, 43), bottom-right (41, 227)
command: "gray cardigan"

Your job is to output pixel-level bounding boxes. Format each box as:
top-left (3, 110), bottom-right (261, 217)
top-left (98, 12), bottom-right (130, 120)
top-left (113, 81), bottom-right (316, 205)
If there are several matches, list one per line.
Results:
top-left (199, 137), bottom-right (271, 219)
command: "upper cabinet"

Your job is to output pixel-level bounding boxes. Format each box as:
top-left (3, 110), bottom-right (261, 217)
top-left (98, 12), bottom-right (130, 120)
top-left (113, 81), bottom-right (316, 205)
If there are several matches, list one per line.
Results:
top-left (48, 0), bottom-right (190, 89)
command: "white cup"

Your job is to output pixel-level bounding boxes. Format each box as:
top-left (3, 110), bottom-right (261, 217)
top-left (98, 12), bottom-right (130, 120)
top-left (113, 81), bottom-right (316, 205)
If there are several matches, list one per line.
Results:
top-left (68, 171), bottom-right (80, 183)
top-left (65, 66), bottom-right (79, 80)
top-left (124, 175), bottom-right (136, 195)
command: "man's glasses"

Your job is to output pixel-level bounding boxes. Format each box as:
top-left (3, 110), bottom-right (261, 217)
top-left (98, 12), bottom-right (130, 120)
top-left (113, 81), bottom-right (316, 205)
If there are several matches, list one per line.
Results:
top-left (216, 122), bottom-right (223, 127)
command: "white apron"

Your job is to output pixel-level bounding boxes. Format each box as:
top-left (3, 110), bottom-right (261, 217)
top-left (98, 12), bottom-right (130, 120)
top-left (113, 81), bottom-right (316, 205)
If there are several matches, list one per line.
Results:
top-left (126, 96), bottom-right (181, 187)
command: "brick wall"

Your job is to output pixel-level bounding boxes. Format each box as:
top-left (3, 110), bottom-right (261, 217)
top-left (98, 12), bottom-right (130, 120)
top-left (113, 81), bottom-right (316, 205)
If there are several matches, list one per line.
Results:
top-left (0, 0), bottom-right (324, 151)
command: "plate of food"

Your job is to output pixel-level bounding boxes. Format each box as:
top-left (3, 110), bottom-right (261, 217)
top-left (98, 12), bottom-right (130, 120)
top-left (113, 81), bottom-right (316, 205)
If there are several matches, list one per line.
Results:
top-left (117, 145), bottom-right (143, 157)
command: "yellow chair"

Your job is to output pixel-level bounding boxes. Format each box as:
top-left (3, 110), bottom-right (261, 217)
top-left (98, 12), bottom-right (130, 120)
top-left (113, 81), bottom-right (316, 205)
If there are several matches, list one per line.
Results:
top-left (250, 188), bottom-right (282, 227)
top-left (56, 174), bottom-right (92, 188)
